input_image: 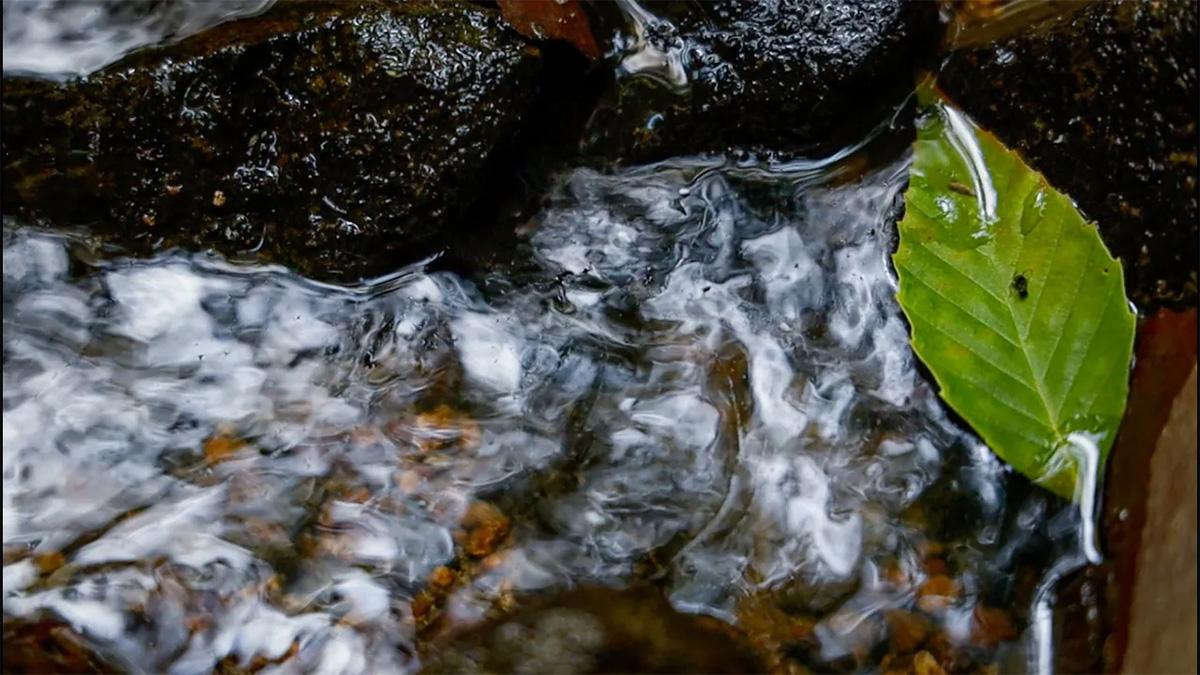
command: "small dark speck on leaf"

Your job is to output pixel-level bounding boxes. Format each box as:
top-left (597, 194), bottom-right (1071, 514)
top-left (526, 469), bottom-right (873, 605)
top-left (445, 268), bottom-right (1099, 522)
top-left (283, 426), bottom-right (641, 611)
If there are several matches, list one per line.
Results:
top-left (1011, 274), bottom-right (1028, 299)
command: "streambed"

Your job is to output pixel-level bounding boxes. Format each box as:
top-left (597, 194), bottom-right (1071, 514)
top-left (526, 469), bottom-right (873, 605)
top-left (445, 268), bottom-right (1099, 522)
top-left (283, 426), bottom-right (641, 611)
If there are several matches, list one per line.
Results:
top-left (3, 147), bottom-right (1094, 673)
top-left (2, 0), bottom-right (1173, 673)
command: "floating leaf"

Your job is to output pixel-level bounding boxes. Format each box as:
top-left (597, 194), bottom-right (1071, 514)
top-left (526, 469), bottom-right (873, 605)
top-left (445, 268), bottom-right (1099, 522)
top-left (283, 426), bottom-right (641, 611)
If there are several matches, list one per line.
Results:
top-left (893, 85), bottom-right (1136, 499)
top-left (497, 0), bottom-right (600, 60)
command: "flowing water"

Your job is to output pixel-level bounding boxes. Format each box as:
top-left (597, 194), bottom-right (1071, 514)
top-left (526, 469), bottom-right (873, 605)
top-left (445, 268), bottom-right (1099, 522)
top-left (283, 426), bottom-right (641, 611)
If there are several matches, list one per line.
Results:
top-left (2, 2), bottom-right (1099, 674)
top-left (2, 0), bottom-right (271, 78)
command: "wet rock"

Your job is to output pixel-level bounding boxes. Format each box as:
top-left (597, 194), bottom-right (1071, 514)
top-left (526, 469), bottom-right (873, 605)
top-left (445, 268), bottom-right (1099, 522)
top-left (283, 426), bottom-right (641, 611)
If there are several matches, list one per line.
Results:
top-left (418, 586), bottom-right (765, 674)
top-left (1, 0), bottom-right (541, 281)
top-left (428, 39), bottom-right (606, 278)
top-left (938, 1), bottom-right (1199, 309)
top-left (583, 0), bottom-right (940, 163)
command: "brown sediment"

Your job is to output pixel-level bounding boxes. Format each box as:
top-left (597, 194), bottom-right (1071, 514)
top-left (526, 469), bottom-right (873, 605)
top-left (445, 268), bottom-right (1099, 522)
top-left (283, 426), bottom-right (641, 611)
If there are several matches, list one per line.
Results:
top-left (460, 500), bottom-right (512, 559)
top-left (418, 586), bottom-right (767, 674)
top-left (1, 618), bottom-right (119, 674)
top-left (888, 609), bottom-right (932, 655)
top-left (916, 575), bottom-right (961, 613)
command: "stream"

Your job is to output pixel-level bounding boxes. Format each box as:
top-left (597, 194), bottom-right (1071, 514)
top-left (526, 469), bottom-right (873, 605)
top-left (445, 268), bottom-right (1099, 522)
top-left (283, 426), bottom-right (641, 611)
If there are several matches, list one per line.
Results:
top-left (2, 1), bottom-right (1100, 673)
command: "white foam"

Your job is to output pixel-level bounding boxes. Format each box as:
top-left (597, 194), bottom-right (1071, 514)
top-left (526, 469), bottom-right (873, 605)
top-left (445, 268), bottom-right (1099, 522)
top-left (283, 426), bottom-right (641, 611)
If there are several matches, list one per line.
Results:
top-left (452, 312), bottom-right (523, 396)
top-left (2, 0), bottom-right (273, 78)
top-left (2, 156), bottom-right (1024, 672)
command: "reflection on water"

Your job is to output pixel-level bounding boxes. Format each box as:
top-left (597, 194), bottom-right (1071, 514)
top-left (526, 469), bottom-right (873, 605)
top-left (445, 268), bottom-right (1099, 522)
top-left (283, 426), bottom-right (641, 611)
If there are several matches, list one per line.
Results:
top-left (3, 150), bottom-right (1092, 673)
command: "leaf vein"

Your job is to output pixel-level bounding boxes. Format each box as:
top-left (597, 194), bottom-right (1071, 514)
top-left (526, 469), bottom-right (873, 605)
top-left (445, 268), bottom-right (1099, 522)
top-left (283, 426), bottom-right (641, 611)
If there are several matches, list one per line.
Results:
top-left (907, 310), bottom-right (1047, 413)
top-left (1040, 242), bottom-right (1095, 386)
top-left (912, 239), bottom-right (1010, 309)
top-left (990, 212), bottom-right (1063, 443)
top-left (897, 263), bottom-right (1023, 358)
top-left (1019, 208), bottom-right (1065, 341)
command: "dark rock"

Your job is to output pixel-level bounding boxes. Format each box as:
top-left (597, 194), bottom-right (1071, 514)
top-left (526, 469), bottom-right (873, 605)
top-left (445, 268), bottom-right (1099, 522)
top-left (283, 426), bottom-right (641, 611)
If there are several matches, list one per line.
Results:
top-left (582, 0), bottom-right (941, 163)
top-left (428, 39), bottom-right (607, 279)
top-left (938, 1), bottom-right (1199, 309)
top-left (2, 0), bottom-right (541, 281)
top-left (418, 586), bottom-right (765, 674)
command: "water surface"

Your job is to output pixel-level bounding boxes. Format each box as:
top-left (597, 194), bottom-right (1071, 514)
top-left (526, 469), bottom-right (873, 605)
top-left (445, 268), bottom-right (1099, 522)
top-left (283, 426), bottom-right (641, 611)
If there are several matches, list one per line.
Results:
top-left (4, 150), bottom-right (1092, 673)
top-left (2, 1), bottom-right (1098, 672)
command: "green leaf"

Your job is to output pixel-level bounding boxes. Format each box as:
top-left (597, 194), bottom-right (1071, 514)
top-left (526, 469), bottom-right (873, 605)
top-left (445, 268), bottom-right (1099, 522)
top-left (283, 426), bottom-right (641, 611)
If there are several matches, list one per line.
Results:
top-left (893, 86), bottom-right (1136, 500)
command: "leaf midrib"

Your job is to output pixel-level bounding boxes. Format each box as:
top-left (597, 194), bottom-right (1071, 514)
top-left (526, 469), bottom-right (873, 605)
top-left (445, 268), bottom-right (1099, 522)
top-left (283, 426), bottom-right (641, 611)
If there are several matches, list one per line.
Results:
top-left (990, 181), bottom-right (1066, 449)
top-left (910, 235), bottom-right (1065, 444)
top-left (912, 184), bottom-right (1069, 447)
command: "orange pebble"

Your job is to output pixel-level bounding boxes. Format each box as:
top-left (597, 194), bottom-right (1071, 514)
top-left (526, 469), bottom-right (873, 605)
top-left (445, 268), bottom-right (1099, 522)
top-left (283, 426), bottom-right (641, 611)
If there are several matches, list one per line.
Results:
top-left (429, 566), bottom-right (456, 589)
top-left (203, 433), bottom-right (246, 464)
top-left (917, 575), bottom-right (961, 612)
top-left (34, 551), bottom-right (65, 574)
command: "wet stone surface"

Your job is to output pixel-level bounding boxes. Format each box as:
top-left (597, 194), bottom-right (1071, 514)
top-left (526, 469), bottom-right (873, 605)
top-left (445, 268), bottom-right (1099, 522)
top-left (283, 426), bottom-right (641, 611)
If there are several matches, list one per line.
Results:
top-left (939, 0), bottom-right (1199, 309)
top-left (584, 0), bottom-right (940, 162)
top-left (1, 0), bottom-right (541, 282)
